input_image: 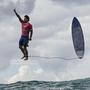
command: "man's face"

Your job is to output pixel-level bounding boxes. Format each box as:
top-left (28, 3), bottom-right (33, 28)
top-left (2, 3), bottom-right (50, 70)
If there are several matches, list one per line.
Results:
top-left (24, 17), bottom-right (28, 22)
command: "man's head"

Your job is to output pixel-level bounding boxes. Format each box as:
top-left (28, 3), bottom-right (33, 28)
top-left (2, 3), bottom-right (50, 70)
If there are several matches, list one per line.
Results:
top-left (24, 15), bottom-right (30, 22)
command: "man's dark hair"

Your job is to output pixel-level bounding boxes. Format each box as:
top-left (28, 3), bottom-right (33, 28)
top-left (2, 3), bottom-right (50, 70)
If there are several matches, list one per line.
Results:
top-left (24, 15), bottom-right (30, 21)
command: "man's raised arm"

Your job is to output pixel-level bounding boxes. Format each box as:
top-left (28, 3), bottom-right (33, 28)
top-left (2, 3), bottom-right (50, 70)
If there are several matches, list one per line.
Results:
top-left (14, 9), bottom-right (23, 23)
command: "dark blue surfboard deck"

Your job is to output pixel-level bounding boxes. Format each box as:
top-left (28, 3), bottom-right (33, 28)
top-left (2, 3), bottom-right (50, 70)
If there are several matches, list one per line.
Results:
top-left (72, 17), bottom-right (85, 59)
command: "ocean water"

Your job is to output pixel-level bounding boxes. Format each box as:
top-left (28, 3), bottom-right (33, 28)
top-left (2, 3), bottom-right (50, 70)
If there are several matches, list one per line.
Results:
top-left (0, 78), bottom-right (90, 90)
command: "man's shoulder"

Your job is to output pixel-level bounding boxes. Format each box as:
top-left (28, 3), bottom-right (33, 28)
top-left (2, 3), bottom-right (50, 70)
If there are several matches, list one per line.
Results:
top-left (28, 22), bottom-right (32, 27)
top-left (27, 22), bottom-right (32, 29)
top-left (29, 22), bottom-right (32, 25)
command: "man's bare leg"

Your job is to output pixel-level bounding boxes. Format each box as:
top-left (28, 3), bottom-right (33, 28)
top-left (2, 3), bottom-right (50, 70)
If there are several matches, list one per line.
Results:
top-left (19, 46), bottom-right (25, 59)
top-left (24, 46), bottom-right (28, 60)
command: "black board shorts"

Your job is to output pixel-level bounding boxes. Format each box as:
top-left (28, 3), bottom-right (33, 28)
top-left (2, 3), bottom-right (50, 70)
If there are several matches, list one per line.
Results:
top-left (19, 36), bottom-right (29, 47)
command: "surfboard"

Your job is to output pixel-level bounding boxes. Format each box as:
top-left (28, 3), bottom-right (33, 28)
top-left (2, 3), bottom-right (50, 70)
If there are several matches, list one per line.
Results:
top-left (72, 17), bottom-right (85, 59)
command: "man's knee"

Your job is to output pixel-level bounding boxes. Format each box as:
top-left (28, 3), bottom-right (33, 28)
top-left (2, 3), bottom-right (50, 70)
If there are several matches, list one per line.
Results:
top-left (19, 45), bottom-right (23, 49)
top-left (24, 46), bottom-right (27, 50)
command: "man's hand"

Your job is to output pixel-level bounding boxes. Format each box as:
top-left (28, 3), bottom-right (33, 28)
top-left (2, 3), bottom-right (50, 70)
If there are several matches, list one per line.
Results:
top-left (14, 9), bottom-right (16, 13)
top-left (29, 38), bottom-right (32, 41)
top-left (28, 38), bottom-right (32, 45)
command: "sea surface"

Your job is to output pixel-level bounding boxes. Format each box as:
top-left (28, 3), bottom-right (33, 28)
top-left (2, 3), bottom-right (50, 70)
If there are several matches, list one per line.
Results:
top-left (0, 78), bottom-right (90, 90)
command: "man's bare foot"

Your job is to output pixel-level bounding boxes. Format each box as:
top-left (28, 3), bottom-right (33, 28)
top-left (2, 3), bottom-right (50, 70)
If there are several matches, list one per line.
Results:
top-left (21, 56), bottom-right (25, 59)
top-left (24, 56), bottom-right (28, 60)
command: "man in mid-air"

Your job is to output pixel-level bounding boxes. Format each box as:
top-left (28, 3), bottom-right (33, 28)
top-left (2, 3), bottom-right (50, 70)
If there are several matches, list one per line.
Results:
top-left (14, 9), bottom-right (33, 60)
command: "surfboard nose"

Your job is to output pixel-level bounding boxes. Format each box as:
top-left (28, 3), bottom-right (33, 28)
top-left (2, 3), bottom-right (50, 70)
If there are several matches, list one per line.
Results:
top-left (72, 17), bottom-right (80, 28)
top-left (73, 17), bottom-right (77, 20)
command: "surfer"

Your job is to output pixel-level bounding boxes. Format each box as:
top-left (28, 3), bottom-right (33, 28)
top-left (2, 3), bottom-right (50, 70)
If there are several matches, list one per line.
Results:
top-left (14, 9), bottom-right (33, 60)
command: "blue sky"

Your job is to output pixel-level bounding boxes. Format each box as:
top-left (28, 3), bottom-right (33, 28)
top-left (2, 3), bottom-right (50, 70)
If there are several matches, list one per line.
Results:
top-left (0, 0), bottom-right (90, 84)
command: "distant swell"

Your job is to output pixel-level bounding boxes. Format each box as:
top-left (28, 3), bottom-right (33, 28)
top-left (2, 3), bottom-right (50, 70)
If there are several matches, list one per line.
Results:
top-left (0, 78), bottom-right (90, 90)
